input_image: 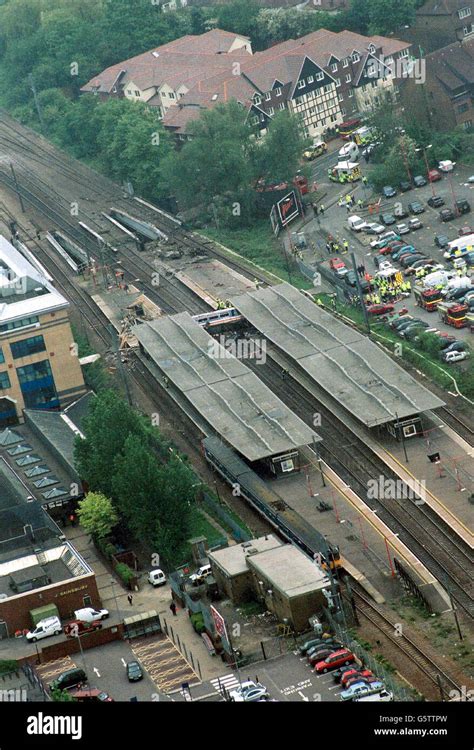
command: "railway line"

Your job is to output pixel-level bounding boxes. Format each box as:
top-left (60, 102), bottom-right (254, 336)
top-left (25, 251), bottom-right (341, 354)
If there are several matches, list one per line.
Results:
top-left (438, 406), bottom-right (474, 446)
top-left (347, 585), bottom-right (466, 699)
top-left (241, 350), bottom-right (474, 616)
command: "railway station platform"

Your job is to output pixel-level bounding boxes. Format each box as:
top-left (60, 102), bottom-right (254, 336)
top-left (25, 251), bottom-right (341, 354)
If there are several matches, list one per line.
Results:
top-left (169, 258), bottom-right (257, 309)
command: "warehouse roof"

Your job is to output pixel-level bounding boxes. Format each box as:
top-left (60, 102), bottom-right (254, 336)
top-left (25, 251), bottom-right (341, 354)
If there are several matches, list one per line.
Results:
top-left (135, 312), bottom-right (318, 461)
top-left (232, 284), bottom-right (444, 427)
top-left (247, 544), bottom-right (329, 597)
top-left (208, 536), bottom-right (283, 577)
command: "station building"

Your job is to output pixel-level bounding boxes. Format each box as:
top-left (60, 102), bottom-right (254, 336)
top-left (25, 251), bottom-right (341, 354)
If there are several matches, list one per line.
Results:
top-left (0, 235), bottom-right (86, 428)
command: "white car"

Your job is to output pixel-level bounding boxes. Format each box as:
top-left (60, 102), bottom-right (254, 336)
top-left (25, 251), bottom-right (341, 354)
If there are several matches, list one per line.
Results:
top-left (74, 607), bottom-right (109, 623)
top-left (348, 215), bottom-right (368, 232)
top-left (396, 223), bottom-right (410, 235)
top-left (468, 175), bottom-right (474, 184)
top-left (443, 350), bottom-right (470, 363)
top-left (438, 160), bottom-right (455, 172)
top-left (364, 223), bottom-right (385, 235)
top-left (355, 689), bottom-right (393, 702)
top-left (370, 231), bottom-right (399, 248)
top-left (229, 681), bottom-right (269, 702)
top-left (148, 569), bottom-right (167, 587)
top-left (189, 564), bottom-right (212, 583)
top-left (26, 616), bottom-right (62, 642)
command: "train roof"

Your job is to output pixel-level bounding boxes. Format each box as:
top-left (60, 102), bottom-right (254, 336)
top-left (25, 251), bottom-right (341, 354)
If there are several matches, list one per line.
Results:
top-left (232, 283), bottom-right (445, 427)
top-left (135, 313), bottom-right (319, 461)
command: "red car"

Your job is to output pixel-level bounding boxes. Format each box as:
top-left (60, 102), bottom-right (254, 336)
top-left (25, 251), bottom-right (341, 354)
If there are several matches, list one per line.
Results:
top-left (379, 241), bottom-right (404, 255)
top-left (340, 668), bottom-right (373, 688)
top-left (314, 649), bottom-right (355, 674)
top-left (64, 619), bottom-right (103, 637)
top-left (458, 225), bottom-right (472, 237)
top-left (367, 303), bottom-right (395, 315)
top-left (428, 169), bottom-right (442, 182)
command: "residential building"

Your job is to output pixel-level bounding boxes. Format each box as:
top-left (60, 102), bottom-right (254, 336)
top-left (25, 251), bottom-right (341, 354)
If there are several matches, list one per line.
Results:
top-left (399, 37), bottom-right (474, 131)
top-left (82, 28), bottom-right (411, 141)
top-left (401, 0), bottom-right (474, 54)
top-left (0, 236), bottom-right (86, 427)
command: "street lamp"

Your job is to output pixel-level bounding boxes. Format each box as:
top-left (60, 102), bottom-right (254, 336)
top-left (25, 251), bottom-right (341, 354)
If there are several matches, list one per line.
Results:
top-left (416, 145), bottom-right (434, 197)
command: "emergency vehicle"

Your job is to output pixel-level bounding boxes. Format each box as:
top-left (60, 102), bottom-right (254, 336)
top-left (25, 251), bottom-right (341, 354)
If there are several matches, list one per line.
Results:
top-left (437, 301), bottom-right (468, 329)
top-left (328, 161), bottom-right (361, 183)
top-left (414, 285), bottom-right (442, 312)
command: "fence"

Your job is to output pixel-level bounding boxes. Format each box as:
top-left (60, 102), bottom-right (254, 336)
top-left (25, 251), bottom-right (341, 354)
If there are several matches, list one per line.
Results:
top-left (201, 492), bottom-right (251, 542)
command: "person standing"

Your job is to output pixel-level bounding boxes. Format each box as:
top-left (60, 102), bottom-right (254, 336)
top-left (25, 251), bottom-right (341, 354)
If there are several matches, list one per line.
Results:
top-left (320, 204), bottom-right (325, 216)
top-left (127, 594), bottom-right (133, 606)
top-left (170, 601), bottom-right (177, 616)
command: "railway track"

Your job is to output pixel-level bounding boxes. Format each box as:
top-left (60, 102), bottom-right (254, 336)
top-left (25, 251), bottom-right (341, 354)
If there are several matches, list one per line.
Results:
top-left (438, 406), bottom-right (474, 446)
top-left (242, 349), bottom-right (474, 616)
top-left (347, 585), bottom-right (466, 699)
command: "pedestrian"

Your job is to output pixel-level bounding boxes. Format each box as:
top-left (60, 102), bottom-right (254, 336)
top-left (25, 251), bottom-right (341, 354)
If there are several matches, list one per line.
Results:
top-left (357, 264), bottom-right (364, 277)
top-left (313, 203), bottom-right (318, 216)
top-left (127, 594), bottom-right (133, 606)
top-left (170, 601), bottom-right (177, 616)
top-left (320, 204), bottom-right (325, 215)
top-left (343, 239), bottom-right (349, 253)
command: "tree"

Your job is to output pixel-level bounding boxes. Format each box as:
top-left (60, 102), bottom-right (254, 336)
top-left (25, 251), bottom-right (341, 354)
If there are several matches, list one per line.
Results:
top-left (50, 687), bottom-right (77, 702)
top-left (77, 492), bottom-right (118, 540)
top-left (160, 100), bottom-right (259, 225)
top-left (255, 110), bottom-right (309, 183)
top-left (217, 0), bottom-right (261, 39)
top-left (366, 0), bottom-right (416, 36)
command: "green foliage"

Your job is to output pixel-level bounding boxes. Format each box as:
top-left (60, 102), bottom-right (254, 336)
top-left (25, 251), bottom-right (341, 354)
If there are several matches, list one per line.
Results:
top-left (0, 659), bottom-right (18, 675)
top-left (77, 492), bottom-right (118, 540)
top-left (190, 612), bottom-right (205, 634)
top-left (115, 562), bottom-right (136, 586)
top-left (50, 687), bottom-right (77, 702)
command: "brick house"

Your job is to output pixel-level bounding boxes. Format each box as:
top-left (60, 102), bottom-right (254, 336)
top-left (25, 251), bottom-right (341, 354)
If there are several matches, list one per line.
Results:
top-left (399, 37), bottom-right (474, 131)
top-left (401, 0), bottom-right (474, 54)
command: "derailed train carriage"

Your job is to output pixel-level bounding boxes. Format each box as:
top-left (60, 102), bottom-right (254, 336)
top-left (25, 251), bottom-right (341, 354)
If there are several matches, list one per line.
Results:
top-left (203, 436), bottom-right (341, 571)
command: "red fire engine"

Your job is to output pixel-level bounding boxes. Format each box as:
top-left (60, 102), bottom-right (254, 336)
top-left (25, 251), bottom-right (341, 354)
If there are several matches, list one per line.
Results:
top-left (414, 286), bottom-right (442, 312)
top-left (437, 301), bottom-right (468, 329)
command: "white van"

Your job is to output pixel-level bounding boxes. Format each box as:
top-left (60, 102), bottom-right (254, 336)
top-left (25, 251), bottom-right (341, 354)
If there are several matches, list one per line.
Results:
top-left (339, 142), bottom-right (359, 161)
top-left (355, 689), bottom-right (393, 702)
top-left (74, 607), bottom-right (109, 623)
top-left (189, 564), bottom-right (212, 583)
top-left (147, 569), bottom-right (167, 587)
top-left (348, 215), bottom-right (367, 232)
top-left (26, 616), bottom-right (62, 642)
top-left (423, 270), bottom-right (455, 288)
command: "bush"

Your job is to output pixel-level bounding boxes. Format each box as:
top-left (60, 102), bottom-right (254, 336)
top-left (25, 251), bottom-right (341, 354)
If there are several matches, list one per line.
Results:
top-left (190, 613), bottom-right (205, 634)
top-left (0, 660), bottom-right (18, 675)
top-left (115, 562), bottom-right (135, 587)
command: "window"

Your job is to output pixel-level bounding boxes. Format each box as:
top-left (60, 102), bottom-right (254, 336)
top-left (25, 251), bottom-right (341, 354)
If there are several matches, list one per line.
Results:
top-left (169, 92), bottom-right (175, 99)
top-left (127, 89), bottom-right (132, 95)
top-left (254, 95), bottom-right (261, 105)
top-left (10, 335), bottom-right (46, 359)
top-left (341, 108), bottom-right (346, 116)
top-left (463, 120), bottom-right (472, 130)
top-left (0, 349), bottom-right (3, 364)
top-left (342, 58), bottom-right (349, 68)
top-left (135, 91), bottom-right (140, 97)
top-left (399, 49), bottom-right (409, 58)
top-left (307, 75), bottom-right (314, 83)
top-left (459, 7), bottom-right (471, 19)
top-left (16, 360), bottom-right (59, 409)
top-left (458, 103), bottom-right (469, 113)
top-left (345, 74), bottom-right (351, 83)
top-left (368, 44), bottom-right (376, 53)
top-left (348, 90), bottom-right (353, 98)
top-left (297, 80), bottom-right (306, 89)
top-left (331, 63), bottom-right (338, 73)
top-left (0, 316), bottom-right (39, 335)
top-left (338, 93), bottom-right (344, 102)
top-left (279, 102), bottom-right (286, 110)
top-left (463, 25), bottom-right (470, 34)
top-left (0, 372), bottom-right (11, 390)
top-left (268, 107), bottom-right (274, 115)
top-left (352, 53), bottom-right (360, 62)
top-left (265, 92), bottom-right (271, 101)
top-left (335, 78), bottom-right (341, 87)
top-left (275, 86), bottom-right (282, 96)
top-left (315, 72), bottom-right (324, 81)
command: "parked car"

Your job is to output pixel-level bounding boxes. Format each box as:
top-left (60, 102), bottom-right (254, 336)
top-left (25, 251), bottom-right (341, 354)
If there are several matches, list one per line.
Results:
top-left (306, 639), bottom-right (342, 658)
top-left (126, 661), bottom-right (143, 682)
top-left (434, 234), bottom-right (449, 248)
top-left (355, 690), bottom-right (393, 702)
top-left (428, 195), bottom-right (445, 208)
top-left (189, 564), bottom-right (212, 583)
top-left (50, 668), bottom-right (87, 692)
top-left (379, 241), bottom-right (404, 255)
top-left (74, 607), bottom-right (109, 623)
top-left (339, 669), bottom-right (373, 688)
top-left (394, 205), bottom-right (409, 219)
top-left (329, 257), bottom-right (348, 276)
top-left (147, 569), bottom-right (167, 587)
top-left (344, 270), bottom-right (358, 287)
top-left (413, 175), bottom-right (427, 187)
top-left (440, 208), bottom-right (455, 222)
top-left (441, 341), bottom-right (467, 354)
top-left (396, 223), bottom-right (410, 235)
top-left (71, 688), bottom-right (114, 702)
top-left (308, 647), bottom-right (336, 665)
top-left (370, 232), bottom-right (401, 249)
top-left (399, 180), bottom-right (412, 192)
top-left (229, 681), bottom-right (269, 702)
top-left (438, 161), bottom-right (455, 172)
top-left (442, 350), bottom-right (470, 363)
top-left (392, 245), bottom-right (417, 261)
top-left (367, 303), bottom-right (395, 316)
top-left (344, 674), bottom-right (382, 689)
top-left (408, 218), bottom-right (423, 231)
top-left (400, 321), bottom-right (431, 338)
top-left (455, 199), bottom-right (471, 215)
top-left (382, 185), bottom-right (397, 198)
top-left (341, 681), bottom-right (384, 701)
top-left (64, 620), bottom-right (102, 637)
top-left (364, 222), bottom-right (385, 235)
top-left (458, 225), bottom-right (472, 237)
top-left (409, 201), bottom-right (425, 214)
top-left (381, 213), bottom-right (396, 225)
top-left (299, 635), bottom-right (336, 655)
top-left (26, 616), bottom-right (62, 643)
top-left (314, 649), bottom-right (355, 674)
top-left (348, 215), bottom-right (368, 232)
top-left (428, 169), bottom-right (442, 182)
top-left (401, 254), bottom-right (429, 268)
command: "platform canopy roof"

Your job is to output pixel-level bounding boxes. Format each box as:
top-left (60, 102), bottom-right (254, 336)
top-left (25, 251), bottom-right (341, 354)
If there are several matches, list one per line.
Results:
top-left (232, 283), bottom-right (444, 427)
top-left (135, 312), bottom-right (318, 461)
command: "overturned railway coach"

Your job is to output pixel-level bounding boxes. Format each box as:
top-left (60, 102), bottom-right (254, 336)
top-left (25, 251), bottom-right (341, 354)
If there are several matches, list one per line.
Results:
top-left (203, 436), bottom-right (341, 571)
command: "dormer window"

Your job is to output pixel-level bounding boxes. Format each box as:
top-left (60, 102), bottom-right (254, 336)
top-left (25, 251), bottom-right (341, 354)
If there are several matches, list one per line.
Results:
top-left (352, 52), bottom-right (360, 62)
top-left (275, 86), bottom-right (282, 96)
top-left (368, 44), bottom-right (376, 54)
top-left (254, 95), bottom-right (261, 105)
top-left (316, 72), bottom-right (324, 81)
top-left (265, 92), bottom-right (271, 101)
top-left (331, 63), bottom-right (338, 73)
top-left (297, 80), bottom-right (306, 89)
top-left (459, 7), bottom-right (471, 19)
